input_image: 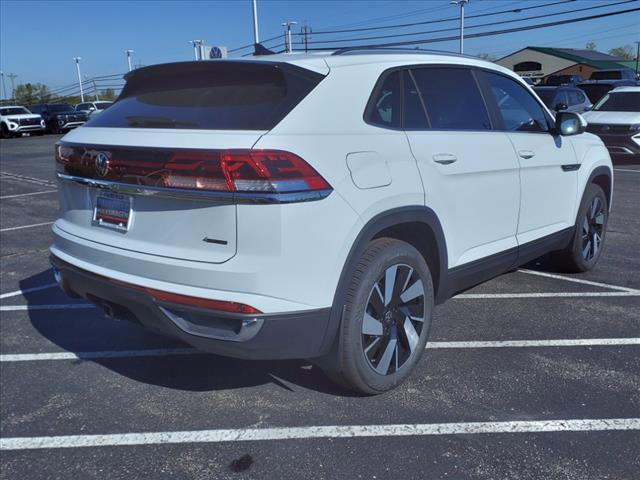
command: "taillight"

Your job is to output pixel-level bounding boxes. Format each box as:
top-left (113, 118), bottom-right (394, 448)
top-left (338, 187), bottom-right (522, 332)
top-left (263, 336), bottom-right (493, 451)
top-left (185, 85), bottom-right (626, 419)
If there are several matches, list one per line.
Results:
top-left (56, 144), bottom-right (331, 198)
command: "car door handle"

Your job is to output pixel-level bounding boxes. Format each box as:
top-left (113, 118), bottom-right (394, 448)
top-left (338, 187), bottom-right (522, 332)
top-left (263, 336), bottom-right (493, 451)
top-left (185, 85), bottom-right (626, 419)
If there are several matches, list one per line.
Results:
top-left (432, 153), bottom-right (457, 165)
top-left (518, 150), bottom-right (535, 159)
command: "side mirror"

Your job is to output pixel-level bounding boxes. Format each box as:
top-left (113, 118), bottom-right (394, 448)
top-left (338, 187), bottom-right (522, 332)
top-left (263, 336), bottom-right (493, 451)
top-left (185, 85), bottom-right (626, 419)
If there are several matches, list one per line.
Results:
top-left (89, 107), bottom-right (96, 111)
top-left (554, 103), bottom-right (568, 112)
top-left (556, 111), bottom-right (586, 136)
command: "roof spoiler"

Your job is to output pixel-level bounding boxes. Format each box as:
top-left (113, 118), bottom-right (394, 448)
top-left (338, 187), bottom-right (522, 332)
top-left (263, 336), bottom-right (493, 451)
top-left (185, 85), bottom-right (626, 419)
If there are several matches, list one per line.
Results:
top-left (254, 43), bottom-right (276, 56)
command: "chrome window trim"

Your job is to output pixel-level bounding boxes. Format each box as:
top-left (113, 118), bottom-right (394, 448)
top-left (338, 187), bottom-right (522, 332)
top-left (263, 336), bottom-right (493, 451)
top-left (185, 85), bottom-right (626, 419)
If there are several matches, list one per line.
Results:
top-left (56, 172), bottom-right (332, 204)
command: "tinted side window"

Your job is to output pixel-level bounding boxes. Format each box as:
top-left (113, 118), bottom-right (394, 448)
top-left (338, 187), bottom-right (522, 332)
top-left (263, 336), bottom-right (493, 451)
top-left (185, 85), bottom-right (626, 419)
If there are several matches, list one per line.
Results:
top-left (568, 90), bottom-right (584, 106)
top-left (482, 71), bottom-right (550, 133)
top-left (410, 67), bottom-right (491, 130)
top-left (366, 71), bottom-right (401, 128)
top-left (403, 71), bottom-right (429, 129)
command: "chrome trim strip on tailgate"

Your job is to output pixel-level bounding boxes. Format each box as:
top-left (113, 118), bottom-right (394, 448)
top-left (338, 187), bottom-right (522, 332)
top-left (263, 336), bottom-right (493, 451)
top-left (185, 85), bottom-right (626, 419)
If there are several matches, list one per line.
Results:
top-left (57, 172), bottom-right (332, 204)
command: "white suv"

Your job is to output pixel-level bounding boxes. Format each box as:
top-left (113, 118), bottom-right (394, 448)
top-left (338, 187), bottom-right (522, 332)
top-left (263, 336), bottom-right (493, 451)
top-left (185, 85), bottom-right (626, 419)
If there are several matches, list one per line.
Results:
top-left (51, 50), bottom-right (613, 394)
top-left (0, 105), bottom-right (46, 137)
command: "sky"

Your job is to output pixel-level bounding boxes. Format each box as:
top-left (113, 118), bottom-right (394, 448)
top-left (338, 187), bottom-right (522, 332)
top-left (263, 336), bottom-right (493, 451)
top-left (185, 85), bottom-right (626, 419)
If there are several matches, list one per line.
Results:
top-left (1, 0), bottom-right (639, 93)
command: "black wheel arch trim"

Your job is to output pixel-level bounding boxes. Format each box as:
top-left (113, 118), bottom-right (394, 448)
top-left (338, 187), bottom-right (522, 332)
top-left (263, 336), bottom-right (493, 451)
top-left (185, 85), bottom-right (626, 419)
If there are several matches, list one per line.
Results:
top-left (585, 165), bottom-right (612, 210)
top-left (318, 206), bottom-right (449, 356)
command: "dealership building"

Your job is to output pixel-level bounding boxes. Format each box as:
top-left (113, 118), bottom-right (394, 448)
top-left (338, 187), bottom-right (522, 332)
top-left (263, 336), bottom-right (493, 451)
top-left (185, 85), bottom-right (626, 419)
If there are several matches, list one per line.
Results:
top-left (496, 46), bottom-right (637, 81)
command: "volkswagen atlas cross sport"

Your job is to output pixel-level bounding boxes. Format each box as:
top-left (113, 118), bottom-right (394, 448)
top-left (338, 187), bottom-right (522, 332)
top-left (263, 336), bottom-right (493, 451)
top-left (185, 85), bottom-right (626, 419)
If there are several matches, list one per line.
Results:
top-left (51, 49), bottom-right (613, 394)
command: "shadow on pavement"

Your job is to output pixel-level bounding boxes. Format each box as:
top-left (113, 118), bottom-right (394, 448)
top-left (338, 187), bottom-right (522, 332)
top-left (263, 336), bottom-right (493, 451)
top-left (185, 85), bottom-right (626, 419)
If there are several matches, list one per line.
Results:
top-left (21, 269), bottom-right (357, 397)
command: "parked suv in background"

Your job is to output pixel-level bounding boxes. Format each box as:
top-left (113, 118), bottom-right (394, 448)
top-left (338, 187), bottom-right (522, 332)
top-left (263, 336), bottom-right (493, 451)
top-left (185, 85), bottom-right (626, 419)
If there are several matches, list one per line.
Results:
top-left (589, 68), bottom-right (637, 81)
top-left (30, 104), bottom-right (88, 133)
top-left (577, 79), bottom-right (637, 104)
top-left (533, 86), bottom-right (591, 114)
top-left (75, 101), bottom-right (113, 118)
top-left (0, 105), bottom-right (46, 138)
top-left (544, 74), bottom-right (584, 86)
top-left (584, 86), bottom-right (640, 162)
top-left (51, 51), bottom-right (613, 394)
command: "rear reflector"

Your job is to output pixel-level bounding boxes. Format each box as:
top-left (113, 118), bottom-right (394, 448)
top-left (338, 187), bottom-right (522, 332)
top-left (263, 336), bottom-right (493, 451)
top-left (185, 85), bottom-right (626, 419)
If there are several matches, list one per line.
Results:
top-left (108, 277), bottom-right (262, 314)
top-left (56, 144), bottom-right (331, 196)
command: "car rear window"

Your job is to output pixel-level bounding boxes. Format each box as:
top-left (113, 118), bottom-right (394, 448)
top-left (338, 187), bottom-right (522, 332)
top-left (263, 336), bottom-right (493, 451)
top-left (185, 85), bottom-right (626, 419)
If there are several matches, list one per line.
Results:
top-left (87, 61), bottom-right (325, 130)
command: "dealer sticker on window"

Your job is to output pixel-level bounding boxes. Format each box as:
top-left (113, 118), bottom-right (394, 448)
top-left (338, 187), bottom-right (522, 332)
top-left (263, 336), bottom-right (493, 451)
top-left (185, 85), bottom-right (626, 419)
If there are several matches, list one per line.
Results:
top-left (93, 192), bottom-right (132, 231)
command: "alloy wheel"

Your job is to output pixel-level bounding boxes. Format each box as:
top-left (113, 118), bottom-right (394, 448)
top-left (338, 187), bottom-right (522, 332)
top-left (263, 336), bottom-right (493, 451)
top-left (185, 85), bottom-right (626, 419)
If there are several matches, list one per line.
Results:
top-left (361, 263), bottom-right (426, 375)
top-left (581, 196), bottom-right (605, 262)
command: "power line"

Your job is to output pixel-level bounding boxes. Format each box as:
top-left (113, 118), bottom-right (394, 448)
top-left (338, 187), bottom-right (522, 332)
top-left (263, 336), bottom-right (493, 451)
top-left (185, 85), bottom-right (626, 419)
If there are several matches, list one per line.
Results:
top-left (303, 6), bottom-right (640, 50)
top-left (307, 0), bottom-right (578, 36)
top-left (306, 0), bottom-right (637, 46)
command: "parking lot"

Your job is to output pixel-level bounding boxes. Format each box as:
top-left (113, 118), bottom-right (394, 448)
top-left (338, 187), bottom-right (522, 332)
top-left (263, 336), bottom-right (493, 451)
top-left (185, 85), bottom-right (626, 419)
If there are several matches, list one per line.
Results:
top-left (0, 134), bottom-right (638, 479)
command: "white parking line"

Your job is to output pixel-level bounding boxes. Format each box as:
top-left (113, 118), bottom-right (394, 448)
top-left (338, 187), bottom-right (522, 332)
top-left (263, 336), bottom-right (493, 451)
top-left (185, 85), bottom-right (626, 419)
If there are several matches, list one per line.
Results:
top-left (3, 287), bottom-right (640, 312)
top-left (2, 338), bottom-right (638, 363)
top-left (518, 269), bottom-right (640, 293)
top-left (0, 304), bottom-right (93, 311)
top-left (455, 291), bottom-right (640, 299)
top-left (0, 221), bottom-right (54, 233)
top-left (0, 189), bottom-right (57, 199)
top-left (1, 418), bottom-right (638, 451)
top-left (0, 171), bottom-right (56, 188)
top-left (0, 283), bottom-right (58, 300)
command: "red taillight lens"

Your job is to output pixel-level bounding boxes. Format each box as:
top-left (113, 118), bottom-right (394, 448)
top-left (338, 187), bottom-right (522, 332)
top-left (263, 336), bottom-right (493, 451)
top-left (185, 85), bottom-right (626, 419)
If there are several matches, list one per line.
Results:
top-left (108, 278), bottom-right (261, 314)
top-left (56, 143), bottom-right (331, 196)
top-left (222, 150), bottom-right (331, 193)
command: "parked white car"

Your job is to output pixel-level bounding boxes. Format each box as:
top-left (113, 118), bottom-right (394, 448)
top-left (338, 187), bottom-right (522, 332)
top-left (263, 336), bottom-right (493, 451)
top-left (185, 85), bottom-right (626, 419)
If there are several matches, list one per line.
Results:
top-left (583, 86), bottom-right (640, 161)
top-left (75, 101), bottom-right (113, 118)
top-left (0, 105), bottom-right (46, 137)
top-left (51, 50), bottom-right (613, 394)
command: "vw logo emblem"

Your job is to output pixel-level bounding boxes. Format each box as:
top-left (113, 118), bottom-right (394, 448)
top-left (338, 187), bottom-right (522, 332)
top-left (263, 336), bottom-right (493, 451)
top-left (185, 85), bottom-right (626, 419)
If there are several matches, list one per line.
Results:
top-left (95, 152), bottom-right (111, 177)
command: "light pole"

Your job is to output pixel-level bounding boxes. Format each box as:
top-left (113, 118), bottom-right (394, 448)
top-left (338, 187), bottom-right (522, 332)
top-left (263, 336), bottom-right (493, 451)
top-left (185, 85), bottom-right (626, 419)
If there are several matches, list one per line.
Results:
top-left (73, 57), bottom-right (84, 102)
top-left (124, 49), bottom-right (134, 72)
top-left (281, 21), bottom-right (297, 53)
top-left (189, 40), bottom-right (203, 60)
top-left (0, 71), bottom-right (6, 101)
top-left (450, 0), bottom-right (469, 54)
top-left (635, 41), bottom-right (640, 77)
top-left (252, 0), bottom-right (260, 45)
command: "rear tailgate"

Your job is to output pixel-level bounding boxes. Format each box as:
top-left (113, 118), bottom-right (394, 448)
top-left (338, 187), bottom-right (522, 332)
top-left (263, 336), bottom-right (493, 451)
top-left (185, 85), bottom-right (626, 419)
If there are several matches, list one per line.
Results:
top-left (56, 129), bottom-right (264, 264)
top-left (54, 60), bottom-right (325, 264)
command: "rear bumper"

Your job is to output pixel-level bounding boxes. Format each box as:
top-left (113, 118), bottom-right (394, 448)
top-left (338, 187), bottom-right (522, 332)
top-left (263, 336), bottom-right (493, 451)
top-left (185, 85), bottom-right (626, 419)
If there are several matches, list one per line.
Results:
top-left (50, 255), bottom-right (333, 360)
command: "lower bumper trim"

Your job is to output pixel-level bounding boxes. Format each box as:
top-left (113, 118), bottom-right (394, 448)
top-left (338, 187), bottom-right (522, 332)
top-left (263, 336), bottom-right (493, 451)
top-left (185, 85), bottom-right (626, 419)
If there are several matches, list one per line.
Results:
top-left (50, 254), bottom-right (332, 360)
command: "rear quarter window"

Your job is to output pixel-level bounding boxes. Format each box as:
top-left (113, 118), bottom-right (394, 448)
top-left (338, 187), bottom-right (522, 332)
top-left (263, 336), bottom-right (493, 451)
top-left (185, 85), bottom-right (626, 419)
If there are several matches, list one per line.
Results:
top-left (87, 61), bottom-right (325, 130)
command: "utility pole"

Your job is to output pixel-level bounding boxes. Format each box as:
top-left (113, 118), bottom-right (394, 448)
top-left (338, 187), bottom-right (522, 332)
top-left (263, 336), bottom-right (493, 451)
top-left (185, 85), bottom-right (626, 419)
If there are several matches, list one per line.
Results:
top-left (252, 0), bottom-right (260, 45)
top-left (450, 0), bottom-right (469, 54)
top-left (635, 41), bottom-right (640, 76)
top-left (301, 23), bottom-right (312, 53)
top-left (281, 21), bottom-right (297, 53)
top-left (0, 71), bottom-right (6, 101)
top-left (7, 73), bottom-right (18, 101)
top-left (189, 40), bottom-right (203, 60)
top-left (124, 49), bottom-right (134, 72)
top-left (73, 57), bottom-right (84, 102)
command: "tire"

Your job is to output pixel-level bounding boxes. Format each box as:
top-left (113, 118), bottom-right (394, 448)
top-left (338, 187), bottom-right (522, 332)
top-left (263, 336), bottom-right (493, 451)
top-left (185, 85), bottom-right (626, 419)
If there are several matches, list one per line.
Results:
top-left (324, 238), bottom-right (434, 395)
top-left (0, 124), bottom-right (9, 139)
top-left (555, 183), bottom-right (608, 273)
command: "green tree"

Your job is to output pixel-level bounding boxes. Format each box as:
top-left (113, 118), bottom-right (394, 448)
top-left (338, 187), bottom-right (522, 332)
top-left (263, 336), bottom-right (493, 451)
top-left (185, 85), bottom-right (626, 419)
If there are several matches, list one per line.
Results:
top-left (13, 83), bottom-right (51, 105)
top-left (476, 52), bottom-right (497, 62)
top-left (585, 42), bottom-right (597, 51)
top-left (608, 45), bottom-right (635, 60)
top-left (100, 88), bottom-right (116, 101)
